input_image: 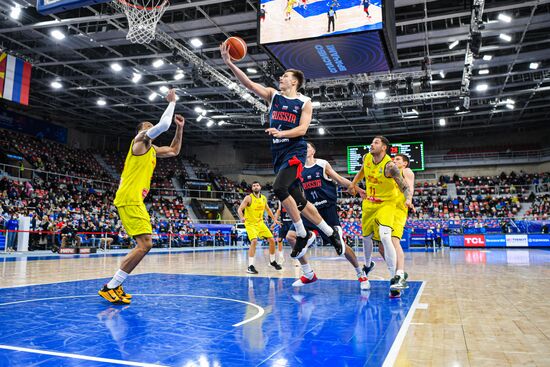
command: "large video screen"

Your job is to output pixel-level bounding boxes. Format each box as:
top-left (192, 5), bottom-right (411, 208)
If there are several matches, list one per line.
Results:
top-left (265, 31), bottom-right (389, 78)
top-left (347, 141), bottom-right (425, 174)
top-left (259, 0), bottom-right (383, 45)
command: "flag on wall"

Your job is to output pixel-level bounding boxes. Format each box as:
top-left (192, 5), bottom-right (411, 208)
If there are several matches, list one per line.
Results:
top-left (2, 54), bottom-right (32, 106)
top-left (0, 53), bottom-right (7, 98)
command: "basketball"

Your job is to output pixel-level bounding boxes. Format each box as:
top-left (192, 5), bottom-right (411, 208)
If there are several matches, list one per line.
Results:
top-left (224, 36), bottom-right (247, 61)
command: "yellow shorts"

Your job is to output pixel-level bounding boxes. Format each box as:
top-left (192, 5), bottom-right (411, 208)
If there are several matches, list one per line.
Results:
top-left (245, 222), bottom-right (273, 240)
top-left (391, 207), bottom-right (408, 240)
top-left (117, 204), bottom-right (152, 238)
top-left (361, 200), bottom-right (396, 238)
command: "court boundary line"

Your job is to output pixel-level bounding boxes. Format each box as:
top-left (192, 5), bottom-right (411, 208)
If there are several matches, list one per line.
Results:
top-left (381, 281), bottom-right (426, 367)
top-left (0, 293), bottom-right (264, 327)
top-left (0, 272), bottom-right (399, 290)
top-left (0, 344), bottom-right (166, 367)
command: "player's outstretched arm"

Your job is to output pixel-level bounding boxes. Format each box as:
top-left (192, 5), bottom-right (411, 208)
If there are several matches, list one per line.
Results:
top-left (219, 42), bottom-right (275, 102)
top-left (237, 196), bottom-right (251, 222)
top-left (385, 162), bottom-right (413, 208)
top-left (349, 161), bottom-right (365, 196)
top-left (133, 89), bottom-right (177, 155)
top-left (154, 114), bottom-right (185, 158)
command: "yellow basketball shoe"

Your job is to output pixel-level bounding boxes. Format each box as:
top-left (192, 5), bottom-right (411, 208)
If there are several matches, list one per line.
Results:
top-left (98, 285), bottom-right (131, 304)
top-left (113, 285), bottom-right (132, 300)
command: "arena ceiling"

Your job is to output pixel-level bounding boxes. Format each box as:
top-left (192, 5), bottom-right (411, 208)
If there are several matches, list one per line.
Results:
top-left (1, 0), bottom-right (550, 144)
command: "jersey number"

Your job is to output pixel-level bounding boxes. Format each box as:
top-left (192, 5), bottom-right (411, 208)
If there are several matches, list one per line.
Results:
top-left (311, 191), bottom-right (318, 200)
top-left (369, 187), bottom-right (376, 198)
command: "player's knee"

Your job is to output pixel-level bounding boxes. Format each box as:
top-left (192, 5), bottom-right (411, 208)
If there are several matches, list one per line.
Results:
top-left (273, 180), bottom-right (290, 201)
top-left (289, 185), bottom-right (307, 211)
top-left (379, 226), bottom-right (392, 243)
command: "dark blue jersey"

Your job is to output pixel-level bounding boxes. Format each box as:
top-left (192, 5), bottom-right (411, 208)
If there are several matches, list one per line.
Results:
top-left (269, 92), bottom-right (310, 173)
top-left (280, 206), bottom-right (292, 223)
top-left (301, 159), bottom-right (337, 208)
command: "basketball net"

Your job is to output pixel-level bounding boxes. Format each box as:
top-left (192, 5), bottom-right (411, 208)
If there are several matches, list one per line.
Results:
top-left (112, 0), bottom-right (169, 44)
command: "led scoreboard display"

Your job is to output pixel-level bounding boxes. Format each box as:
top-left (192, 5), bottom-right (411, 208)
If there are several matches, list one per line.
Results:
top-left (347, 142), bottom-right (425, 174)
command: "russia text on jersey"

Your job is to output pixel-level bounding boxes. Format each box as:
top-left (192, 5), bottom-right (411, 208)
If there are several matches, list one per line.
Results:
top-left (271, 111), bottom-right (297, 124)
top-left (302, 179), bottom-right (322, 190)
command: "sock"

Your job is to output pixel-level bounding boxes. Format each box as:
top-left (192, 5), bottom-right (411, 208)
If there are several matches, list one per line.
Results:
top-left (301, 263), bottom-right (314, 279)
top-left (107, 269), bottom-right (128, 289)
top-left (270, 254), bottom-right (275, 263)
top-left (278, 249), bottom-right (284, 262)
top-left (362, 236), bottom-right (373, 265)
top-left (294, 220), bottom-right (307, 237)
top-left (248, 257), bottom-right (255, 266)
top-left (316, 220), bottom-right (334, 236)
top-left (396, 269), bottom-right (405, 277)
top-left (355, 266), bottom-right (363, 278)
top-left (379, 226), bottom-right (396, 277)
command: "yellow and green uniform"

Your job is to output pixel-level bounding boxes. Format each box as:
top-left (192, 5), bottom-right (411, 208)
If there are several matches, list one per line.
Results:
top-left (361, 153), bottom-right (398, 237)
top-left (244, 193), bottom-right (273, 240)
top-left (113, 141), bottom-right (156, 237)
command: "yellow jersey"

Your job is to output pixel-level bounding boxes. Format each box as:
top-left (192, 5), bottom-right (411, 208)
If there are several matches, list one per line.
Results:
top-left (244, 194), bottom-right (267, 225)
top-left (363, 152), bottom-right (398, 203)
top-left (114, 141), bottom-right (157, 207)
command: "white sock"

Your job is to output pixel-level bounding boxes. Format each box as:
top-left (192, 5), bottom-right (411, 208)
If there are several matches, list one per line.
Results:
top-left (248, 257), bottom-right (255, 266)
top-left (316, 220), bottom-right (334, 236)
top-left (294, 220), bottom-right (307, 237)
top-left (379, 226), bottom-right (396, 277)
top-left (270, 254), bottom-right (275, 263)
top-left (362, 235), bottom-right (374, 265)
top-left (301, 263), bottom-right (314, 279)
top-left (355, 266), bottom-right (363, 278)
top-left (278, 249), bottom-right (284, 261)
top-left (396, 269), bottom-right (405, 277)
top-left (107, 269), bottom-right (128, 289)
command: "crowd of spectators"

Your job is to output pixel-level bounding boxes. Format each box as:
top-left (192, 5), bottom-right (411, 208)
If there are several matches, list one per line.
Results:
top-left (0, 129), bottom-right (111, 181)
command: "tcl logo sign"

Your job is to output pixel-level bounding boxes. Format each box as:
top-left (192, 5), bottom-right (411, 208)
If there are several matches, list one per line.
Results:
top-left (464, 235), bottom-right (486, 247)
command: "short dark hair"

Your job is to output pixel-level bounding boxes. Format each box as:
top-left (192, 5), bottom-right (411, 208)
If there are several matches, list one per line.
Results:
top-left (252, 181), bottom-right (260, 185)
top-left (286, 69), bottom-right (305, 90)
top-left (395, 153), bottom-right (410, 168)
top-left (136, 121), bottom-right (148, 135)
top-left (307, 141), bottom-right (316, 151)
top-left (374, 135), bottom-right (391, 152)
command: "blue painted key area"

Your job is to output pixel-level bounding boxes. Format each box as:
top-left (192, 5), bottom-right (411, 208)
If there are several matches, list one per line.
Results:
top-left (0, 274), bottom-right (422, 366)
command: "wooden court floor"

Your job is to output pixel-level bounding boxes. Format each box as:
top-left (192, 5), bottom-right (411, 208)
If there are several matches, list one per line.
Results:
top-left (1, 247), bottom-right (549, 367)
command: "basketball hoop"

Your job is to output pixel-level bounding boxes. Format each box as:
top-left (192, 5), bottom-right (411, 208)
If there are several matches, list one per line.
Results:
top-left (112, 0), bottom-right (169, 44)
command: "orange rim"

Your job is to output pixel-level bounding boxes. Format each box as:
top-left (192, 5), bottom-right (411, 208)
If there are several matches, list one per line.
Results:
top-left (117, 0), bottom-right (168, 11)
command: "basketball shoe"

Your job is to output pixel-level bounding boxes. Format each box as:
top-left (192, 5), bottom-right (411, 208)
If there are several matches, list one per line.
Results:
top-left (270, 261), bottom-right (282, 270)
top-left (247, 265), bottom-right (259, 274)
top-left (98, 285), bottom-right (131, 304)
top-left (292, 273), bottom-right (318, 287)
top-left (328, 226), bottom-right (345, 256)
top-left (291, 230), bottom-right (316, 259)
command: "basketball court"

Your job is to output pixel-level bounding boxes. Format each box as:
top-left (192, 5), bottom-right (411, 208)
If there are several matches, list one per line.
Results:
top-left (1, 0), bottom-right (550, 366)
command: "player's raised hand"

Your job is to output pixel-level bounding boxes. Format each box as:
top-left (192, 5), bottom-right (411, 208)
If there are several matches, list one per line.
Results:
top-left (174, 114), bottom-right (185, 127)
top-left (166, 89), bottom-right (177, 103)
top-left (220, 42), bottom-right (232, 65)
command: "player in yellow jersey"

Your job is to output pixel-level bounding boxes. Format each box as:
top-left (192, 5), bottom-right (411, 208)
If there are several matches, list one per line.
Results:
top-left (373, 154), bottom-right (416, 296)
top-left (349, 136), bottom-right (413, 298)
top-left (99, 89), bottom-right (185, 304)
top-left (238, 181), bottom-right (281, 274)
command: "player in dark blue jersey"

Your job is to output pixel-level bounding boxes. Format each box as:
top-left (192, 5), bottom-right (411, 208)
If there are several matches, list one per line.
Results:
top-left (273, 201), bottom-right (292, 264)
top-left (287, 142), bottom-right (371, 290)
top-left (221, 43), bottom-right (345, 260)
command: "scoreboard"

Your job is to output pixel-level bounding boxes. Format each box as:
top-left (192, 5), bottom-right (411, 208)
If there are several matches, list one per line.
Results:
top-left (347, 142), bottom-right (425, 174)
